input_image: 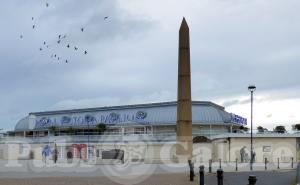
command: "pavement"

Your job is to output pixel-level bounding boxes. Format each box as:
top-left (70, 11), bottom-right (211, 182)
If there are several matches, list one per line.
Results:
top-left (0, 160), bottom-right (297, 185)
top-left (0, 171), bottom-right (295, 185)
top-left (200, 170), bottom-right (295, 185)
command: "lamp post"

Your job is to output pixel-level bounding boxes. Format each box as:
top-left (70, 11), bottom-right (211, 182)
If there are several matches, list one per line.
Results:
top-left (248, 85), bottom-right (256, 171)
top-left (87, 121), bottom-right (90, 161)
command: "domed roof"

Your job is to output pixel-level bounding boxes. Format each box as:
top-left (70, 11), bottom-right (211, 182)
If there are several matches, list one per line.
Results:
top-left (15, 115), bottom-right (36, 131)
top-left (14, 101), bottom-right (245, 131)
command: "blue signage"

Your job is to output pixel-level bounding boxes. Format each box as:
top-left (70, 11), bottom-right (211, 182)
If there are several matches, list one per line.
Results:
top-left (38, 117), bottom-right (51, 127)
top-left (136, 111), bottom-right (147, 120)
top-left (61, 116), bottom-right (71, 124)
top-left (109, 113), bottom-right (120, 123)
top-left (35, 111), bottom-right (148, 128)
top-left (230, 113), bottom-right (247, 125)
top-left (85, 115), bottom-right (96, 124)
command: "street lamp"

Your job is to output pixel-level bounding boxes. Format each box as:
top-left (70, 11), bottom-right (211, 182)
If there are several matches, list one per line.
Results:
top-left (248, 85), bottom-right (256, 171)
top-left (87, 121), bottom-right (90, 161)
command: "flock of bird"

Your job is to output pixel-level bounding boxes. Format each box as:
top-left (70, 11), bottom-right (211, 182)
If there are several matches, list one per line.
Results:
top-left (19, 1), bottom-right (109, 64)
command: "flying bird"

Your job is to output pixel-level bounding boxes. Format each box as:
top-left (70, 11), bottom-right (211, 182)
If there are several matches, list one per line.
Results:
top-left (32, 25), bottom-right (35, 29)
top-left (54, 54), bottom-right (57, 58)
top-left (39, 47), bottom-right (43, 51)
top-left (31, 17), bottom-right (34, 21)
top-left (74, 47), bottom-right (78, 50)
top-left (67, 44), bottom-right (70, 48)
top-left (20, 35), bottom-right (23, 39)
top-left (104, 16), bottom-right (109, 20)
top-left (84, 50), bottom-right (88, 55)
top-left (43, 41), bottom-right (46, 45)
top-left (81, 28), bottom-right (84, 32)
top-left (58, 57), bottom-right (60, 60)
top-left (58, 35), bottom-right (61, 39)
top-left (46, 3), bottom-right (49, 7)
top-left (57, 40), bottom-right (61, 44)
top-left (65, 60), bottom-right (68, 63)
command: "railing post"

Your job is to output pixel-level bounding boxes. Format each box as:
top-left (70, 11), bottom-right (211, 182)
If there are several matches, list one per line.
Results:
top-left (219, 158), bottom-right (222, 169)
top-left (217, 169), bottom-right (223, 185)
top-left (264, 158), bottom-right (267, 170)
top-left (188, 160), bottom-right (194, 181)
top-left (277, 158), bottom-right (280, 169)
top-left (248, 175), bottom-right (257, 185)
top-left (199, 165), bottom-right (204, 185)
top-left (292, 157), bottom-right (294, 169)
top-left (235, 158), bottom-right (238, 171)
top-left (209, 159), bottom-right (212, 173)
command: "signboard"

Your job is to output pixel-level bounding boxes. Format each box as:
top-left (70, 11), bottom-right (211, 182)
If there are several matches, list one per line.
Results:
top-left (263, 146), bottom-right (272, 152)
top-left (230, 113), bottom-right (247, 125)
top-left (102, 149), bottom-right (124, 160)
top-left (35, 111), bottom-right (148, 129)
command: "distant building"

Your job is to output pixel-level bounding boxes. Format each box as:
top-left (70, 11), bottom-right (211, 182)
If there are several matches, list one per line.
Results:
top-left (0, 101), bottom-right (248, 162)
top-left (10, 101), bottom-right (246, 138)
top-left (0, 101), bottom-right (298, 165)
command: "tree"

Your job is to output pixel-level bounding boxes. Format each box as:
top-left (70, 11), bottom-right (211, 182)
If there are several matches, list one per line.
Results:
top-left (96, 123), bottom-right (107, 135)
top-left (48, 126), bottom-right (57, 136)
top-left (273, 125), bottom-right (286, 133)
top-left (257, 126), bottom-right (268, 133)
top-left (239, 126), bottom-right (249, 132)
top-left (293, 124), bottom-right (300, 131)
top-left (257, 126), bottom-right (264, 133)
top-left (67, 126), bottom-right (75, 135)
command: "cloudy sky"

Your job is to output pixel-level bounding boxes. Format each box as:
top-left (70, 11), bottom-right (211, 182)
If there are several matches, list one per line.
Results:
top-left (1, 0), bottom-right (300, 131)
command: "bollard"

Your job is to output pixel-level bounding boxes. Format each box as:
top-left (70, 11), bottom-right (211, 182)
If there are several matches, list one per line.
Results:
top-left (292, 157), bottom-right (294, 169)
top-left (277, 158), bottom-right (280, 169)
top-left (219, 159), bottom-right (222, 169)
top-left (188, 160), bottom-right (194, 181)
top-left (248, 175), bottom-right (257, 185)
top-left (235, 158), bottom-right (238, 171)
top-left (217, 169), bottom-right (223, 185)
top-left (296, 163), bottom-right (300, 184)
top-left (199, 165), bottom-right (204, 185)
top-left (264, 158), bottom-right (267, 170)
top-left (209, 159), bottom-right (212, 173)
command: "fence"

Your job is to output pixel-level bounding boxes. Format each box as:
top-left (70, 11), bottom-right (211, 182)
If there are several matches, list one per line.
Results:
top-left (205, 157), bottom-right (295, 172)
top-left (188, 158), bottom-right (296, 185)
top-left (195, 166), bottom-right (257, 185)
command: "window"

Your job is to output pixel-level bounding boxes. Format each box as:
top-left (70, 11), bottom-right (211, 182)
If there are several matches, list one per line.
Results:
top-left (134, 127), bottom-right (145, 134)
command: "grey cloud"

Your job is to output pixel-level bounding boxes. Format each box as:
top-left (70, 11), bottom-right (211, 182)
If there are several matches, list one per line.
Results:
top-left (222, 99), bottom-right (239, 107)
top-left (0, 0), bottom-right (156, 130)
top-left (1, 0), bottom-right (300, 130)
top-left (221, 98), bottom-right (250, 107)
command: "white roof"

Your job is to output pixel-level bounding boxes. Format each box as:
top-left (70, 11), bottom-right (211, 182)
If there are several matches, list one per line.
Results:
top-left (14, 101), bottom-right (241, 131)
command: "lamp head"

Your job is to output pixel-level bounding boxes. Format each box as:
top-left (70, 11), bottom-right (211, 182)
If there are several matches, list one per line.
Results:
top-left (248, 85), bottom-right (256, 92)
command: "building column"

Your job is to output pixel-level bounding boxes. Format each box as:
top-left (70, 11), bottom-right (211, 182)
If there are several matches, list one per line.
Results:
top-left (121, 127), bottom-right (125, 135)
top-left (60, 145), bottom-right (63, 159)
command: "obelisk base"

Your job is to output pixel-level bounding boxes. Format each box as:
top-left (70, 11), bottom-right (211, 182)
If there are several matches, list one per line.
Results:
top-left (176, 138), bottom-right (193, 163)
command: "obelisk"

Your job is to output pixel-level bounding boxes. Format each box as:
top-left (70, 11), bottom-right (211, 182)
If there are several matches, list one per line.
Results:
top-left (176, 17), bottom-right (193, 160)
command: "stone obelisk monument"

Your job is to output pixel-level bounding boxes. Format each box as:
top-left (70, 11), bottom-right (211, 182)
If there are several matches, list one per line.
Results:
top-left (176, 17), bottom-right (193, 161)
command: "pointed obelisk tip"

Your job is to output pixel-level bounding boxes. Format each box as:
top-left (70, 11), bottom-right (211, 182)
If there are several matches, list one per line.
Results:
top-left (180, 17), bottom-right (189, 29)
